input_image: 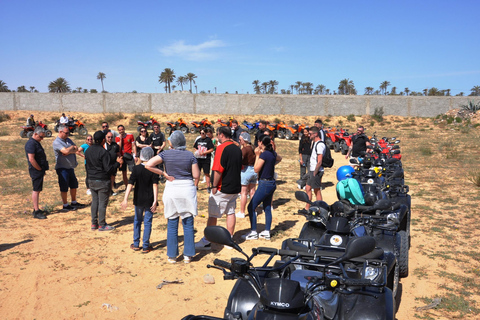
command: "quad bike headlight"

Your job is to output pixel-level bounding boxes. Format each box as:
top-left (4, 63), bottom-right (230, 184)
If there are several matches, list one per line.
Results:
top-left (364, 266), bottom-right (381, 281)
top-left (387, 212), bottom-right (399, 224)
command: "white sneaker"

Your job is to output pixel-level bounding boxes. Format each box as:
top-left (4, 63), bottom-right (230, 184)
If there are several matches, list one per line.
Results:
top-left (259, 231), bottom-right (271, 240)
top-left (86, 189), bottom-right (91, 195)
top-left (195, 238), bottom-right (212, 250)
top-left (224, 245), bottom-right (233, 250)
top-left (236, 212), bottom-right (245, 218)
top-left (297, 184), bottom-right (302, 190)
top-left (241, 231), bottom-right (258, 240)
top-left (200, 177), bottom-right (206, 184)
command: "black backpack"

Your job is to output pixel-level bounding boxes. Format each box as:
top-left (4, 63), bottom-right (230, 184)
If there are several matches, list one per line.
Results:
top-left (314, 141), bottom-right (334, 168)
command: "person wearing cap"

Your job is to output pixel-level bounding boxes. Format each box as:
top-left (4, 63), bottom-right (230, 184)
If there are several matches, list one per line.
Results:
top-left (121, 147), bottom-right (159, 253)
top-left (145, 131), bottom-right (199, 263)
top-left (59, 113), bottom-right (69, 125)
top-left (236, 131), bottom-right (257, 218)
top-left (85, 130), bottom-right (123, 231)
top-left (193, 128), bottom-right (215, 192)
top-left (26, 114), bottom-right (35, 128)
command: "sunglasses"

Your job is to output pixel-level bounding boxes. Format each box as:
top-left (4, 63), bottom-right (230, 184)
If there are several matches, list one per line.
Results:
top-left (62, 131), bottom-right (70, 134)
top-left (102, 125), bottom-right (108, 128)
top-left (141, 130), bottom-right (146, 133)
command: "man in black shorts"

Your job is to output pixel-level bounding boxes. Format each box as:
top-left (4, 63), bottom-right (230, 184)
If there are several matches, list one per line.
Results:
top-left (301, 126), bottom-right (325, 213)
top-left (346, 126), bottom-right (371, 160)
top-left (25, 126), bottom-right (48, 219)
top-left (193, 129), bottom-right (215, 192)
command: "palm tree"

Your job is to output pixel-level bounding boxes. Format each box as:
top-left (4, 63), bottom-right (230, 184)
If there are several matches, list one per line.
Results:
top-left (423, 88), bottom-right (428, 96)
top-left (97, 72), bottom-right (106, 92)
top-left (303, 82), bottom-right (314, 94)
top-left (404, 88), bottom-right (410, 96)
top-left (470, 86), bottom-right (480, 96)
top-left (48, 77), bottom-right (71, 93)
top-left (315, 84), bottom-right (326, 95)
top-left (364, 87), bottom-right (374, 95)
top-left (295, 81), bottom-right (303, 94)
top-left (17, 85), bottom-right (28, 92)
top-left (261, 82), bottom-right (269, 94)
top-left (185, 73), bottom-right (197, 93)
top-left (76, 87), bottom-right (82, 93)
top-left (380, 81), bottom-right (390, 95)
top-left (158, 68), bottom-right (176, 93)
top-left (338, 78), bottom-right (356, 95)
top-left (427, 87), bottom-right (441, 96)
top-left (176, 76), bottom-right (188, 91)
top-left (29, 86), bottom-right (35, 92)
top-left (0, 81), bottom-right (9, 92)
top-left (172, 85), bottom-right (176, 91)
top-left (252, 80), bottom-right (261, 94)
top-left (268, 80), bottom-right (279, 94)
top-left (389, 87), bottom-right (397, 95)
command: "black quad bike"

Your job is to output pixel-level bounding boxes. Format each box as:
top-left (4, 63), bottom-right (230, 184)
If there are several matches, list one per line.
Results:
top-left (182, 226), bottom-right (395, 320)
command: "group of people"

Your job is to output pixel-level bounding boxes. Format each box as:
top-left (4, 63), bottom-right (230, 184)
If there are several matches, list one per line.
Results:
top-left (24, 115), bottom-right (370, 264)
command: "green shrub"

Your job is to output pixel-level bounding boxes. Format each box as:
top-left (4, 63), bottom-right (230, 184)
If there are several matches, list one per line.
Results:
top-left (274, 117), bottom-right (282, 123)
top-left (446, 116), bottom-right (454, 124)
top-left (461, 100), bottom-right (480, 113)
top-left (468, 170), bottom-right (480, 187)
top-left (455, 117), bottom-right (462, 123)
top-left (99, 112), bottom-right (125, 126)
top-left (346, 114), bottom-right (356, 122)
top-left (372, 107), bottom-right (384, 122)
top-left (338, 120), bottom-right (343, 126)
top-left (369, 120), bottom-right (375, 127)
top-left (0, 112), bottom-right (11, 123)
top-left (419, 146), bottom-right (433, 156)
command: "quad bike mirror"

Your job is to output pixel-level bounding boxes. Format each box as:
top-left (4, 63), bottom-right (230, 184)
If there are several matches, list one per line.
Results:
top-left (327, 236), bottom-right (376, 266)
top-left (392, 149), bottom-right (401, 155)
top-left (204, 226), bottom-right (244, 254)
top-left (395, 140), bottom-right (401, 144)
top-left (390, 137), bottom-right (396, 141)
top-left (295, 191), bottom-right (312, 205)
top-left (392, 145), bottom-right (400, 150)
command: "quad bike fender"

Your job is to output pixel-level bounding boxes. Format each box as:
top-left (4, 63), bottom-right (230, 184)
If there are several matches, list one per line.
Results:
top-left (224, 278), bottom-right (259, 320)
top-left (336, 288), bottom-right (394, 320)
top-left (299, 222), bottom-right (326, 241)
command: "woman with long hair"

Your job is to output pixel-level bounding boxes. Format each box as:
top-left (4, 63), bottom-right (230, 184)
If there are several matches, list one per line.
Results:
top-left (236, 132), bottom-right (257, 218)
top-left (242, 135), bottom-right (282, 241)
top-left (298, 127), bottom-right (311, 180)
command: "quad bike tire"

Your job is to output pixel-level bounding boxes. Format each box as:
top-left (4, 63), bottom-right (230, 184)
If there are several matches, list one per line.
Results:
top-left (325, 137), bottom-right (333, 149)
top-left (285, 130), bottom-right (293, 140)
top-left (189, 126), bottom-right (198, 134)
top-left (165, 127), bottom-right (172, 135)
top-left (398, 230), bottom-right (409, 278)
top-left (333, 142), bottom-right (340, 153)
top-left (78, 127), bottom-right (88, 136)
top-left (54, 124), bottom-right (59, 132)
top-left (20, 130), bottom-right (27, 138)
top-left (277, 130), bottom-right (285, 139)
top-left (27, 131), bottom-right (34, 139)
top-left (340, 142), bottom-right (349, 155)
top-left (45, 130), bottom-right (52, 137)
top-left (180, 126), bottom-right (189, 134)
top-left (252, 128), bottom-right (259, 136)
top-left (387, 260), bottom-right (399, 303)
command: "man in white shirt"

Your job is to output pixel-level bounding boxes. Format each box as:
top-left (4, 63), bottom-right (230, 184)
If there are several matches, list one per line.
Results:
top-left (59, 113), bottom-right (69, 125)
top-left (303, 126), bottom-right (325, 212)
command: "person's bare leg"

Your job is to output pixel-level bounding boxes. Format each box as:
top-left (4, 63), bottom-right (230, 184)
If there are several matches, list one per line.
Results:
top-left (240, 185), bottom-right (248, 214)
top-left (61, 191), bottom-right (68, 205)
top-left (314, 187), bottom-right (322, 201)
top-left (226, 214), bottom-right (236, 236)
top-left (70, 188), bottom-right (77, 202)
top-left (122, 171), bottom-right (128, 188)
top-left (207, 217), bottom-right (217, 227)
top-left (305, 185), bottom-right (312, 210)
top-left (32, 191), bottom-right (40, 211)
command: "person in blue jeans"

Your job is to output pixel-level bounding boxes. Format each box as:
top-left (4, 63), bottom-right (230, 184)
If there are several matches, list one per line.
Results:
top-left (145, 131), bottom-right (200, 264)
top-left (243, 135), bottom-right (282, 241)
top-left (121, 147), bottom-right (159, 253)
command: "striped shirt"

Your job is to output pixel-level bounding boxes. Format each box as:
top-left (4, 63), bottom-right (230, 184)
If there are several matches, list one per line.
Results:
top-left (159, 149), bottom-right (198, 180)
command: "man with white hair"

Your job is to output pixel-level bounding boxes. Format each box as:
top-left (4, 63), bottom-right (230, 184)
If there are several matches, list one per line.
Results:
top-left (25, 126), bottom-right (48, 219)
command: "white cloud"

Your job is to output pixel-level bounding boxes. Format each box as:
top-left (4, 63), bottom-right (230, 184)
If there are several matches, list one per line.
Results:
top-left (159, 40), bottom-right (226, 61)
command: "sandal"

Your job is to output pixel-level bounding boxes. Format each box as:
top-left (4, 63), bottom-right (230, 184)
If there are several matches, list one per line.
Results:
top-left (142, 246), bottom-right (153, 254)
top-left (130, 244), bottom-right (140, 251)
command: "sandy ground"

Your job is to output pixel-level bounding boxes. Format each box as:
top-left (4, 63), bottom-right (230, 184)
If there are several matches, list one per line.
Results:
top-left (0, 110), bottom-right (478, 319)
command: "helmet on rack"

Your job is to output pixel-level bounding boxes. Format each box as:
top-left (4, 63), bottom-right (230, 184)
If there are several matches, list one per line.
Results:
top-left (336, 165), bottom-right (355, 181)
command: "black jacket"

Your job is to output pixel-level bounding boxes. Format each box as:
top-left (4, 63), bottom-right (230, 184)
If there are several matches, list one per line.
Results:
top-left (85, 144), bottom-right (120, 181)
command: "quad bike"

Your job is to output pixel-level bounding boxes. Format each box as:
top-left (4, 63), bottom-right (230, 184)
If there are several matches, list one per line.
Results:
top-left (324, 127), bottom-right (341, 149)
top-left (165, 118), bottom-right (189, 135)
top-left (217, 118), bottom-right (233, 127)
top-left (20, 121), bottom-right (53, 138)
top-left (285, 123), bottom-right (306, 140)
top-left (54, 117), bottom-right (88, 136)
top-left (333, 129), bottom-right (352, 155)
top-left (182, 226), bottom-right (395, 320)
top-left (242, 120), bottom-right (259, 135)
top-left (137, 117), bottom-right (160, 132)
top-left (190, 118), bottom-right (213, 134)
top-left (293, 191), bottom-right (408, 280)
top-left (275, 122), bottom-right (287, 139)
top-left (265, 122), bottom-right (278, 136)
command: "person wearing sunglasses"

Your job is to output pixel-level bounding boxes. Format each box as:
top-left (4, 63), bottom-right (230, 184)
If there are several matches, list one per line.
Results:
top-left (136, 129), bottom-right (152, 164)
top-left (52, 125), bottom-right (84, 211)
top-left (193, 130), bottom-right (214, 192)
top-left (346, 126), bottom-right (371, 160)
top-left (101, 122), bottom-right (119, 139)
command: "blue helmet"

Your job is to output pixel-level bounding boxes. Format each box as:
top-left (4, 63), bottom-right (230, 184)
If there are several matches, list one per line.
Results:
top-left (336, 165), bottom-right (355, 181)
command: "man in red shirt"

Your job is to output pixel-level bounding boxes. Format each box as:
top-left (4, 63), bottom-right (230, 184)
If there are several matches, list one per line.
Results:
top-left (116, 125), bottom-right (137, 188)
top-left (195, 126), bottom-right (242, 251)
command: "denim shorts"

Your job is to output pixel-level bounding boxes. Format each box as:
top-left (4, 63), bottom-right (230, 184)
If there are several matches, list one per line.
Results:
top-left (241, 165), bottom-right (257, 185)
top-left (56, 168), bottom-right (79, 192)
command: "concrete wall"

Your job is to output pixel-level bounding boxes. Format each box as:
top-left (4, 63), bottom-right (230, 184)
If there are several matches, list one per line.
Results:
top-left (1, 92), bottom-right (478, 117)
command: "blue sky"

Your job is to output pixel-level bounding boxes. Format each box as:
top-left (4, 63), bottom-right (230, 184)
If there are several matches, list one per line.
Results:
top-left (1, 0), bottom-right (479, 95)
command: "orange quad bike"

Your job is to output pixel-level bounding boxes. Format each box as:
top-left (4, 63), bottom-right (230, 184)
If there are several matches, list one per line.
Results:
top-left (190, 118), bottom-right (213, 134)
top-left (165, 118), bottom-right (189, 135)
top-left (20, 121), bottom-right (53, 139)
top-left (217, 117), bottom-right (233, 127)
top-left (54, 117), bottom-right (88, 136)
top-left (284, 123), bottom-right (306, 140)
top-left (275, 121), bottom-right (288, 139)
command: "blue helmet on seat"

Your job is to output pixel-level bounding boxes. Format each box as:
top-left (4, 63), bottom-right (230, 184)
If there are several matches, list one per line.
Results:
top-left (336, 165), bottom-right (355, 181)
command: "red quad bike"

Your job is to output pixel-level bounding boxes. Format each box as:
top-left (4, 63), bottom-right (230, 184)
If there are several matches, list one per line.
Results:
top-left (165, 118), bottom-right (189, 135)
top-left (324, 127), bottom-right (340, 149)
top-left (284, 123), bottom-right (306, 140)
top-left (137, 117), bottom-right (160, 132)
top-left (333, 128), bottom-right (352, 155)
top-left (20, 121), bottom-right (53, 139)
top-left (54, 117), bottom-right (88, 136)
top-left (190, 118), bottom-right (213, 134)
